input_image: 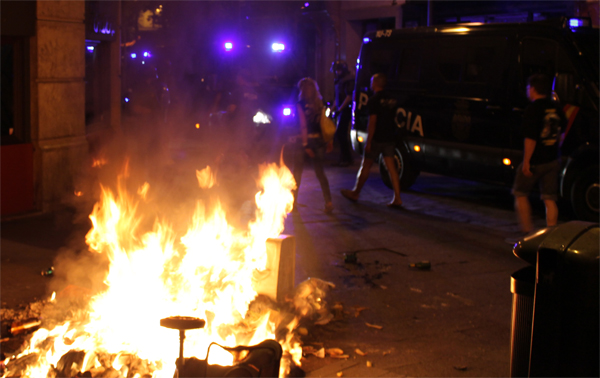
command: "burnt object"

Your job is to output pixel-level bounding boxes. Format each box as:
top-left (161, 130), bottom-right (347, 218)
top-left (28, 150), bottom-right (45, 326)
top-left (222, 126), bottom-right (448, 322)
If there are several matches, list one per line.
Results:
top-left (179, 340), bottom-right (283, 378)
top-left (10, 318), bottom-right (41, 336)
top-left (160, 316), bottom-right (282, 377)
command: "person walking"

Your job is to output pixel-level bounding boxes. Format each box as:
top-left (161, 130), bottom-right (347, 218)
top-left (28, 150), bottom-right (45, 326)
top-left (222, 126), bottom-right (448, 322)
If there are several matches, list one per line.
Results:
top-left (511, 73), bottom-right (566, 237)
top-left (331, 60), bottom-right (355, 167)
top-left (288, 77), bottom-right (334, 213)
top-left (340, 73), bottom-right (402, 207)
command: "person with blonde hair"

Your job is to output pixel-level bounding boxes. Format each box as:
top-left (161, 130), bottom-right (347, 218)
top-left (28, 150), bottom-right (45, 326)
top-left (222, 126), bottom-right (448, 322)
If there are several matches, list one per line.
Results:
top-left (288, 77), bottom-right (334, 213)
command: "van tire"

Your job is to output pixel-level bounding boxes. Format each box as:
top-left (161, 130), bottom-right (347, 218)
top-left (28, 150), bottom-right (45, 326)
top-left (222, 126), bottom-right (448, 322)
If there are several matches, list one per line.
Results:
top-left (570, 165), bottom-right (599, 222)
top-left (379, 145), bottom-right (419, 190)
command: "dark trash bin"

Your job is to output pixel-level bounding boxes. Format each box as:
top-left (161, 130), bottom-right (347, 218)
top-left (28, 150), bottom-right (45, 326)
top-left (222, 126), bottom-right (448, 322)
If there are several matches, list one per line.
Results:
top-left (510, 266), bottom-right (535, 378)
top-left (511, 221), bottom-right (599, 377)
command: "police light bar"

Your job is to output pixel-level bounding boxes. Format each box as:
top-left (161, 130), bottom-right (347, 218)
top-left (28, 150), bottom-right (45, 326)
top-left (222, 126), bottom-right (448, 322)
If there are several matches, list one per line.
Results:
top-left (363, 37), bottom-right (370, 43)
top-left (272, 43), bottom-right (285, 52)
top-left (568, 17), bottom-right (591, 28)
top-left (224, 42), bottom-right (233, 51)
top-left (86, 46), bottom-right (95, 52)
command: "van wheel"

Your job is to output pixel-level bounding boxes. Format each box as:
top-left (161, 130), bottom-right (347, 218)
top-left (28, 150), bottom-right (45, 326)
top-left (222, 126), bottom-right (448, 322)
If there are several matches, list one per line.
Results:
top-left (379, 145), bottom-right (419, 190)
top-left (570, 165), bottom-right (599, 221)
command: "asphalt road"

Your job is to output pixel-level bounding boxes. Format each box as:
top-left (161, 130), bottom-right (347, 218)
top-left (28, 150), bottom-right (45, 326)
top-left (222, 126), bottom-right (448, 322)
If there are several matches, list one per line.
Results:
top-left (2, 134), bottom-right (567, 377)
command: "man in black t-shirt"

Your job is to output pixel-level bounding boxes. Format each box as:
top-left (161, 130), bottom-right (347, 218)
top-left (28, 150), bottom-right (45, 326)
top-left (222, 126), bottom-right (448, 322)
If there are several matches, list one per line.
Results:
top-left (340, 73), bottom-right (402, 207)
top-left (512, 74), bottom-right (567, 235)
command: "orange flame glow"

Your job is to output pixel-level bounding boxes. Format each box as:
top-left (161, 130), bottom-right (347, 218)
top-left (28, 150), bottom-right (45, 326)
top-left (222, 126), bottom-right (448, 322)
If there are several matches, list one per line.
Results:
top-left (7, 162), bottom-right (302, 378)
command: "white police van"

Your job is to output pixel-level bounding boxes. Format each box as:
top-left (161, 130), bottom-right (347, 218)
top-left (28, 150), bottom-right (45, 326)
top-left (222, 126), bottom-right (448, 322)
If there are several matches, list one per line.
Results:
top-left (351, 17), bottom-right (598, 221)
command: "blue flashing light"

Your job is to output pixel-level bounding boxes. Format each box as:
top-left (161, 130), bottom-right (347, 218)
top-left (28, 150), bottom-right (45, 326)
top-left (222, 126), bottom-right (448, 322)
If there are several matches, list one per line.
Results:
top-left (131, 53), bottom-right (137, 59)
top-left (304, 2), bottom-right (309, 6)
top-left (225, 42), bottom-right (233, 51)
top-left (283, 107), bottom-right (292, 116)
top-left (143, 51), bottom-right (151, 57)
top-left (124, 97), bottom-right (130, 103)
top-left (272, 42), bottom-right (285, 52)
top-left (568, 17), bottom-right (590, 29)
top-left (363, 37), bottom-right (371, 43)
top-left (86, 46), bottom-right (95, 52)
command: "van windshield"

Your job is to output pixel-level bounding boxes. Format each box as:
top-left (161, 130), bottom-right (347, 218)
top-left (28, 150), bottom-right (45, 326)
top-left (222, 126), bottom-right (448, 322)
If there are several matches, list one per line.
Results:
top-left (572, 32), bottom-right (599, 81)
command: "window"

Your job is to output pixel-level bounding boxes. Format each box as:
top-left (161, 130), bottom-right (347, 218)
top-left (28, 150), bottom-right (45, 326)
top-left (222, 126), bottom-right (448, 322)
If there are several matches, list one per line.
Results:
top-left (437, 45), bottom-right (463, 82)
top-left (521, 38), bottom-right (558, 79)
top-left (397, 48), bottom-right (421, 82)
top-left (464, 46), bottom-right (495, 83)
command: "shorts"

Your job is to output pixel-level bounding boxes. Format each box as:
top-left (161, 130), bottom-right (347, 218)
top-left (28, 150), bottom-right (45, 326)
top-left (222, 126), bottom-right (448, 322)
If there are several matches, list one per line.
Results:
top-left (512, 160), bottom-right (559, 201)
top-left (364, 141), bottom-right (396, 161)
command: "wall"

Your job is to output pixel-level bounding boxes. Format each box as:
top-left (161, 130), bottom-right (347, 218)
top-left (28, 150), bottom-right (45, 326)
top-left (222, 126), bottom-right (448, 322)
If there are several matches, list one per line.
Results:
top-left (32, 1), bottom-right (89, 212)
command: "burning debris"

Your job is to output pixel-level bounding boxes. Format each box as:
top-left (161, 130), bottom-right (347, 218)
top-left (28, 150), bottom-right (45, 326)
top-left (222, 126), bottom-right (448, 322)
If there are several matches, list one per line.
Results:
top-left (1, 161), bottom-right (337, 378)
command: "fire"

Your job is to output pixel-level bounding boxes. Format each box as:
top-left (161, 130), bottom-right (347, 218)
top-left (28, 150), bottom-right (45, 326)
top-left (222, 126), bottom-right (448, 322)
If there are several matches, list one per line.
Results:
top-left (4, 162), bottom-right (306, 378)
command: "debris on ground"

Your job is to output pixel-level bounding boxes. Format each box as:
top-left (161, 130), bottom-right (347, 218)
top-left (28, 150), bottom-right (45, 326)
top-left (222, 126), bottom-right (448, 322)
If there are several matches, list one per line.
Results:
top-left (355, 348), bottom-right (366, 356)
top-left (365, 322), bottom-right (383, 330)
top-left (409, 261), bottom-right (431, 270)
top-left (325, 348), bottom-right (344, 356)
top-left (366, 361), bottom-right (372, 367)
top-left (336, 371), bottom-right (343, 377)
top-left (352, 306), bottom-right (368, 317)
top-left (454, 365), bottom-right (468, 371)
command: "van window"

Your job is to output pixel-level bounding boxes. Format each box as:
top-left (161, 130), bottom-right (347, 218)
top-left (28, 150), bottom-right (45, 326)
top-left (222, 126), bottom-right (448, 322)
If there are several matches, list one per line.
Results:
top-left (521, 38), bottom-right (557, 78)
top-left (397, 48), bottom-right (421, 82)
top-left (437, 45), bottom-right (462, 82)
top-left (464, 46), bottom-right (495, 83)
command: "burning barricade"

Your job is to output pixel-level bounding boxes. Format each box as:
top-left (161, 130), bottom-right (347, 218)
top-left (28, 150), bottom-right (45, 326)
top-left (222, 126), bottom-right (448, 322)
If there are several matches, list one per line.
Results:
top-left (1, 162), bottom-right (335, 378)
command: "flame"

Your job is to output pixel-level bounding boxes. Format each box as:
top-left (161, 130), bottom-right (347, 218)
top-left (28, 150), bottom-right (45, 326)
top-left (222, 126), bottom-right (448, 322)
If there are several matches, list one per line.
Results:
top-left (92, 158), bottom-right (108, 168)
top-left (6, 162), bottom-right (303, 378)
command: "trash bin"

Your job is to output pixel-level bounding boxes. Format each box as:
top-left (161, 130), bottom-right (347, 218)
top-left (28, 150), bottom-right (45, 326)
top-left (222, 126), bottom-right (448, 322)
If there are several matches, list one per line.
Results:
top-left (510, 266), bottom-right (535, 378)
top-left (511, 221), bottom-right (599, 377)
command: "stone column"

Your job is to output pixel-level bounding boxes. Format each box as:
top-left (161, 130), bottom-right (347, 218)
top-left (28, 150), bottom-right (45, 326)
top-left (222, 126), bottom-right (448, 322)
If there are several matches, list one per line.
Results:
top-left (32, 1), bottom-right (88, 212)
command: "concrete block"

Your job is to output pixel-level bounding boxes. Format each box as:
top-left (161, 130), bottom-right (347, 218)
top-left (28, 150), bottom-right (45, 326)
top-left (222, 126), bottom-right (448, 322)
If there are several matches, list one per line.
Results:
top-left (37, 20), bottom-right (85, 79)
top-left (254, 235), bottom-right (296, 303)
top-left (37, 82), bottom-right (85, 140)
top-left (36, 136), bottom-right (88, 211)
top-left (37, 1), bottom-right (84, 22)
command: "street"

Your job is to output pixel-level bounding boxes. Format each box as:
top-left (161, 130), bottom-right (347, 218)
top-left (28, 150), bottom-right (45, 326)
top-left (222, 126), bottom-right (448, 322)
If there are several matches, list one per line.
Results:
top-left (2, 135), bottom-right (565, 377)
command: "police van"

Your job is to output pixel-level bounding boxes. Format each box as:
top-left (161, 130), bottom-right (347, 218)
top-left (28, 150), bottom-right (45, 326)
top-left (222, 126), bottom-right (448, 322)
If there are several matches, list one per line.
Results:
top-left (351, 17), bottom-right (598, 221)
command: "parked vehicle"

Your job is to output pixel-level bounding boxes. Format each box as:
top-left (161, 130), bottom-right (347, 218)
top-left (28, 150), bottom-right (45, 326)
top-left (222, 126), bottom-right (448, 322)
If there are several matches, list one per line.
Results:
top-left (351, 17), bottom-right (598, 221)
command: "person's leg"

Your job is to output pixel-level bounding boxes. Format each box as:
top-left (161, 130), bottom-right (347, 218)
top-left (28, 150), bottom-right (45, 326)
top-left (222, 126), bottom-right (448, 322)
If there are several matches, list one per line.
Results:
top-left (515, 195), bottom-right (533, 234)
top-left (544, 199), bottom-right (558, 227)
top-left (290, 143), bottom-right (305, 210)
top-left (340, 156), bottom-right (374, 202)
top-left (382, 156), bottom-right (402, 205)
top-left (334, 109), bottom-right (353, 165)
top-left (338, 109), bottom-right (353, 164)
top-left (311, 142), bottom-right (332, 206)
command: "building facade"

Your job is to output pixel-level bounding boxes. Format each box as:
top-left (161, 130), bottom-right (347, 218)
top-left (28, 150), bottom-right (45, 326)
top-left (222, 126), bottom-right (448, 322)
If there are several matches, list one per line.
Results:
top-left (1, 0), bottom-right (121, 216)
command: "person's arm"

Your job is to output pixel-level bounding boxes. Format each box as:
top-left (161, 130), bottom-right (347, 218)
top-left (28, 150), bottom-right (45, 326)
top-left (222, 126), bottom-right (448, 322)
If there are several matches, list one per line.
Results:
top-left (297, 103), bottom-right (315, 157)
top-left (522, 138), bottom-right (536, 176)
top-left (365, 114), bottom-right (377, 154)
top-left (339, 94), bottom-right (352, 111)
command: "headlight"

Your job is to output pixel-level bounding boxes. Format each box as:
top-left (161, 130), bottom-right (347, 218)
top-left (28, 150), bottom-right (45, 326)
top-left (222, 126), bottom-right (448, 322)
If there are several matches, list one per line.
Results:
top-left (253, 110), bottom-right (272, 124)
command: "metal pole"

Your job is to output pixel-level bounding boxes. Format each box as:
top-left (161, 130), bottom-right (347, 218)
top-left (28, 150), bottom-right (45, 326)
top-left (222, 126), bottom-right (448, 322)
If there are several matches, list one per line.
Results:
top-left (427, 0), bottom-right (433, 27)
